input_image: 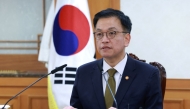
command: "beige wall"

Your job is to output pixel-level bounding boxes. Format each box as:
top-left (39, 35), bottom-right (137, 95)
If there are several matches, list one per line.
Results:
top-left (121, 0), bottom-right (190, 79)
top-left (0, 0), bottom-right (51, 54)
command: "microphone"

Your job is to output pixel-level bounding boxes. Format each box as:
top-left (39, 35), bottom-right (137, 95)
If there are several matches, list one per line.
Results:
top-left (1, 64), bottom-right (67, 109)
top-left (51, 64), bottom-right (67, 74)
top-left (97, 64), bottom-right (118, 109)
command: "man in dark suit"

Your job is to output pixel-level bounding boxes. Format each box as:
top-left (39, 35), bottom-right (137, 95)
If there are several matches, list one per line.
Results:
top-left (64, 8), bottom-right (163, 109)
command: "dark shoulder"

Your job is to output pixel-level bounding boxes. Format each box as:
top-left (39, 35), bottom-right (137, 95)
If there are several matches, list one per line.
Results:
top-left (77, 59), bottom-right (102, 71)
top-left (129, 56), bottom-right (159, 74)
top-left (134, 59), bottom-right (156, 70)
top-left (129, 57), bottom-right (160, 81)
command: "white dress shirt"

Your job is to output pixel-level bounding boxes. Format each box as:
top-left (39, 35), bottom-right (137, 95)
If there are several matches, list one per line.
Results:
top-left (102, 54), bottom-right (128, 95)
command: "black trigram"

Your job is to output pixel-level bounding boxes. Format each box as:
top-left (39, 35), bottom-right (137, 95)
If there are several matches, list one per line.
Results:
top-left (65, 67), bottom-right (77, 85)
top-left (54, 66), bottom-right (77, 85)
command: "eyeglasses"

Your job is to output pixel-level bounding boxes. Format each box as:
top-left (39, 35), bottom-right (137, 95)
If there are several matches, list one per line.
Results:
top-left (93, 31), bottom-right (128, 40)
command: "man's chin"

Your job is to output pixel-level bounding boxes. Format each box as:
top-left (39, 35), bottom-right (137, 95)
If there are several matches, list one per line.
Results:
top-left (101, 55), bottom-right (112, 59)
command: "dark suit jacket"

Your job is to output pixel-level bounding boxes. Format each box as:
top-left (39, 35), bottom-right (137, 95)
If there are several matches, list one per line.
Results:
top-left (70, 55), bottom-right (163, 109)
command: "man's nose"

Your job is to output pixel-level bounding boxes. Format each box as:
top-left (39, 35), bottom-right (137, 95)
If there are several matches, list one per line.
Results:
top-left (101, 33), bottom-right (109, 42)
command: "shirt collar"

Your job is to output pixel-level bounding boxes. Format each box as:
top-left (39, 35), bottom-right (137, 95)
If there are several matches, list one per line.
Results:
top-left (102, 54), bottom-right (128, 76)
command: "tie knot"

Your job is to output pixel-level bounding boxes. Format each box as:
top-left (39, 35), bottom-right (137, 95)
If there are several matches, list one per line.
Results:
top-left (107, 68), bottom-right (117, 77)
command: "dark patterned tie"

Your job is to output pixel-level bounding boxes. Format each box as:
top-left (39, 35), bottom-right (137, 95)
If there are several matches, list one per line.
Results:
top-left (105, 68), bottom-right (117, 109)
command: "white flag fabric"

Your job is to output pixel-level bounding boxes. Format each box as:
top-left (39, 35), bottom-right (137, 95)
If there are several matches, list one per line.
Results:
top-left (38, 0), bottom-right (55, 63)
top-left (39, 0), bottom-right (95, 109)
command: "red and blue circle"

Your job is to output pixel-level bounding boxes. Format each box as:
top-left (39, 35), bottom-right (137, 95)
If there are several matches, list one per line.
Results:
top-left (53, 5), bottom-right (90, 56)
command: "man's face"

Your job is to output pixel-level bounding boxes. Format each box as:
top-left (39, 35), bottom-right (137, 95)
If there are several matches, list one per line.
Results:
top-left (95, 17), bottom-right (131, 60)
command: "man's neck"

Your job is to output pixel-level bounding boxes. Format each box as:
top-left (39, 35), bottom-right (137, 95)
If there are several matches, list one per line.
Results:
top-left (104, 53), bottom-right (126, 67)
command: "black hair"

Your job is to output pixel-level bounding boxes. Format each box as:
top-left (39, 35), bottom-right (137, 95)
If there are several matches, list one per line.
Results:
top-left (93, 8), bottom-right (132, 33)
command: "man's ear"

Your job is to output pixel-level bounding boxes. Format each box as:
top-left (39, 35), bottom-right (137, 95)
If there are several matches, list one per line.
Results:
top-left (124, 33), bottom-right (131, 47)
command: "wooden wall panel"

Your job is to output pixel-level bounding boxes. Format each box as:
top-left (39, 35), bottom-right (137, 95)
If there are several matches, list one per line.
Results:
top-left (163, 79), bottom-right (190, 109)
top-left (0, 54), bottom-right (47, 72)
top-left (0, 95), bottom-right (21, 109)
top-left (28, 95), bottom-right (48, 109)
top-left (0, 78), bottom-right (48, 109)
top-left (1, 78), bottom-right (190, 109)
top-left (164, 99), bottom-right (184, 109)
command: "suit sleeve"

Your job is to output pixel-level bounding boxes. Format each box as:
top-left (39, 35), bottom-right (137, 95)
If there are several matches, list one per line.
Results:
top-left (145, 68), bottom-right (163, 109)
top-left (70, 68), bottom-right (83, 109)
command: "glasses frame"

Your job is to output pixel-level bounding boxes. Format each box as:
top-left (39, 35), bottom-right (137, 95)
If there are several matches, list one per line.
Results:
top-left (93, 31), bottom-right (128, 40)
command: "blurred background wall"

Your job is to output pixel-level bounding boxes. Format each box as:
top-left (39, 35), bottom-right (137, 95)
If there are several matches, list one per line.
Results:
top-left (0, 0), bottom-right (51, 54)
top-left (121, 0), bottom-right (190, 79)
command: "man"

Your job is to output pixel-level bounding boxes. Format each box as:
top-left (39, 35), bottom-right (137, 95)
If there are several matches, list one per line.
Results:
top-left (64, 8), bottom-right (163, 109)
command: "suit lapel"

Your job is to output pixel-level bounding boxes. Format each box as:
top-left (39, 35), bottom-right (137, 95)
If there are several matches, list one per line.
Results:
top-left (115, 56), bottom-right (138, 107)
top-left (91, 59), bottom-right (106, 109)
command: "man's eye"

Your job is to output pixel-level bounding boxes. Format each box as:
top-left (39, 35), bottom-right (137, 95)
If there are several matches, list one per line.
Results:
top-left (96, 33), bottom-right (102, 36)
top-left (109, 31), bottom-right (116, 35)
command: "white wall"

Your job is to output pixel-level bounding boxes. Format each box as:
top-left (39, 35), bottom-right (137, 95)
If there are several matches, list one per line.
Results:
top-left (0, 0), bottom-right (51, 54)
top-left (121, 0), bottom-right (190, 79)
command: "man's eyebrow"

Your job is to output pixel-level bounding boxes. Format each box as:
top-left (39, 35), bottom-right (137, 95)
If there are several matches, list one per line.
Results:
top-left (108, 27), bottom-right (117, 30)
top-left (95, 29), bottom-right (102, 31)
top-left (95, 27), bottom-right (117, 31)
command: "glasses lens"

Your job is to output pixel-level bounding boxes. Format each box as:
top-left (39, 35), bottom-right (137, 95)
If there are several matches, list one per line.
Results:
top-left (107, 31), bottom-right (116, 39)
top-left (95, 32), bottom-right (103, 39)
